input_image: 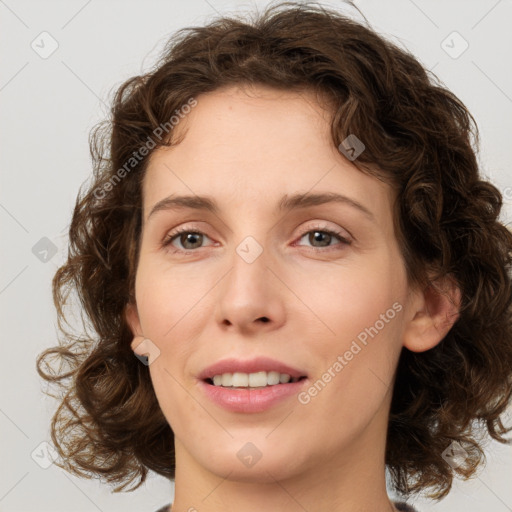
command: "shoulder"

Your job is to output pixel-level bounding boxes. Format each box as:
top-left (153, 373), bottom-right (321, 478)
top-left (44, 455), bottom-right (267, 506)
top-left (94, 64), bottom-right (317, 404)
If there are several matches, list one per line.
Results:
top-left (394, 502), bottom-right (419, 512)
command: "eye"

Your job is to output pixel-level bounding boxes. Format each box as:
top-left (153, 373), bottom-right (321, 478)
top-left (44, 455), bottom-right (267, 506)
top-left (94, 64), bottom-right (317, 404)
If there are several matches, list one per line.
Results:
top-left (161, 224), bottom-right (352, 254)
top-left (162, 227), bottom-right (214, 252)
top-left (295, 226), bottom-right (351, 250)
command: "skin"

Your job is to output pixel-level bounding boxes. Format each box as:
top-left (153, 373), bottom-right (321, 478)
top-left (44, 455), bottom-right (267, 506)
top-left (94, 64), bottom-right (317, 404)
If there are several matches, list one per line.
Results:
top-left (126, 85), bottom-right (460, 512)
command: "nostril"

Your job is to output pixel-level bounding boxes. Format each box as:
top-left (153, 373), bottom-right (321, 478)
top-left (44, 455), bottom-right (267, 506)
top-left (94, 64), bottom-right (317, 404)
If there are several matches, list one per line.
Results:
top-left (258, 317), bottom-right (270, 323)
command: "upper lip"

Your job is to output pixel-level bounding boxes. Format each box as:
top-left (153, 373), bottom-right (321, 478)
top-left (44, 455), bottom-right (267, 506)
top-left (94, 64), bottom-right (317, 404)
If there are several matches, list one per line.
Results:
top-left (198, 357), bottom-right (308, 380)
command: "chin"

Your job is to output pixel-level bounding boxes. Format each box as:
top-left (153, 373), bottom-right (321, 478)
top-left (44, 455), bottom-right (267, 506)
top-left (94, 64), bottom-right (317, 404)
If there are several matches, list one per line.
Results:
top-left (192, 435), bottom-right (309, 480)
top-left (204, 455), bottom-right (303, 484)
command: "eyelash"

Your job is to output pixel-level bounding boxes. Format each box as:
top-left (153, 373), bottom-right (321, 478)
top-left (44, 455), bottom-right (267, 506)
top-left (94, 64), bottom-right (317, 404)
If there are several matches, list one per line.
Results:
top-left (161, 224), bottom-right (352, 254)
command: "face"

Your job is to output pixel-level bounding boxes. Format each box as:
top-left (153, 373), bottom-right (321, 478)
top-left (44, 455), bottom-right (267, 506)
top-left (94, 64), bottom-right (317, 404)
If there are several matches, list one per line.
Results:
top-left (126, 85), bottom-right (418, 483)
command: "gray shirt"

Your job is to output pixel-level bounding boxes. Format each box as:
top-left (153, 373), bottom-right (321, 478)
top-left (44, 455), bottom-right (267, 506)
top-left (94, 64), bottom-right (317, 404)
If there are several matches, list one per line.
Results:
top-left (155, 501), bottom-right (419, 511)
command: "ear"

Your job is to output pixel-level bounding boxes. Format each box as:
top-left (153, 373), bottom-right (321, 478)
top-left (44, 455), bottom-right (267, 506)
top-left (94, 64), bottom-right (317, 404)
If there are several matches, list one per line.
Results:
top-left (125, 302), bottom-right (144, 352)
top-left (403, 275), bottom-right (461, 353)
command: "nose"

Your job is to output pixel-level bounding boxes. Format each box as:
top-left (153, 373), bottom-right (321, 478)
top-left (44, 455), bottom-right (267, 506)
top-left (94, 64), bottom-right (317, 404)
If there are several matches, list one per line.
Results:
top-left (215, 242), bottom-right (286, 335)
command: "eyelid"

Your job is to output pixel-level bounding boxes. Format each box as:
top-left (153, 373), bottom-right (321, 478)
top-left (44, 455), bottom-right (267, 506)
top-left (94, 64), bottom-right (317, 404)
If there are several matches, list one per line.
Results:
top-left (297, 221), bottom-right (352, 241)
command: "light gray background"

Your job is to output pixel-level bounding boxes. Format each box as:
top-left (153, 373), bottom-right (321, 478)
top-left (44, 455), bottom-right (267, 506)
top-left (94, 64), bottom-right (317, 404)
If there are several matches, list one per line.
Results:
top-left (1, 0), bottom-right (511, 511)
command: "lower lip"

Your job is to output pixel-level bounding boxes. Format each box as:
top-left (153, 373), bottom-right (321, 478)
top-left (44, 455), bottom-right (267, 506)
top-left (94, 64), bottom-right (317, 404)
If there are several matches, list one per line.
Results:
top-left (198, 379), bottom-right (308, 413)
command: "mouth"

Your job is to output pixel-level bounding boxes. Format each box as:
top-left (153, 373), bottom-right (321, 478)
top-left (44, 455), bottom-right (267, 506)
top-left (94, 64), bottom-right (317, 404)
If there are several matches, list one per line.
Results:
top-left (197, 359), bottom-right (309, 413)
top-left (204, 371), bottom-right (308, 389)
top-left (198, 356), bottom-right (308, 389)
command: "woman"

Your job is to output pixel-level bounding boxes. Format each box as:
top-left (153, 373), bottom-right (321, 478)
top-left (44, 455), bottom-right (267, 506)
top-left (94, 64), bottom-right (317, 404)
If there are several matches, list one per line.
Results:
top-left (38, 2), bottom-right (512, 511)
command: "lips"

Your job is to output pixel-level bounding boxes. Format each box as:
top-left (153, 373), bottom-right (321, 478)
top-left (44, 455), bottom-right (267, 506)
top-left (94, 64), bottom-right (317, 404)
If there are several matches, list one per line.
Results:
top-left (197, 356), bottom-right (308, 381)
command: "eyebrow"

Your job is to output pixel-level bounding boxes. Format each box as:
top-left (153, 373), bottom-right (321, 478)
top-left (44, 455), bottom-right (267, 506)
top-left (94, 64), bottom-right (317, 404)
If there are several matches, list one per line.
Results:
top-left (147, 192), bottom-right (374, 221)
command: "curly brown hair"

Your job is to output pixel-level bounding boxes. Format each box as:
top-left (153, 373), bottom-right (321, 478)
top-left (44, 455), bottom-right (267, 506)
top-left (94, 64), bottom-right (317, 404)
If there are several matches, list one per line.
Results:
top-left (37, 0), bottom-right (512, 499)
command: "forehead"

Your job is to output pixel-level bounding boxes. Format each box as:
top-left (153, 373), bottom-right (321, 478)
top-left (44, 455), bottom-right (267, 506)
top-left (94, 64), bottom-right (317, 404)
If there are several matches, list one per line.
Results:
top-left (150, 85), bottom-right (335, 173)
top-left (143, 85), bottom-right (394, 230)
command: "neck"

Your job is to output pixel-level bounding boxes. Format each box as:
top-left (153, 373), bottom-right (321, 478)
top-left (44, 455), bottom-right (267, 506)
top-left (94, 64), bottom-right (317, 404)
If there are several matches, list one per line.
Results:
top-left (170, 407), bottom-right (398, 512)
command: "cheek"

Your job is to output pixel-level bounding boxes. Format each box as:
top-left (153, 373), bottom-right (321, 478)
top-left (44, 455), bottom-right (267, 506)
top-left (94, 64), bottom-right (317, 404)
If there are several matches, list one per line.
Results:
top-left (292, 252), bottom-right (406, 347)
top-left (293, 253), bottom-right (406, 414)
top-left (135, 257), bottom-right (211, 339)
top-left (133, 261), bottom-right (206, 409)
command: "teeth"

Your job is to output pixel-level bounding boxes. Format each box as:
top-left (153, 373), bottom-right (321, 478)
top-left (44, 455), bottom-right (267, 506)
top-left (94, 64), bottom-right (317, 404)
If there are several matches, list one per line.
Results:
top-left (221, 373), bottom-right (232, 386)
top-left (249, 371), bottom-right (267, 387)
top-left (232, 372), bottom-right (249, 387)
top-left (210, 371), bottom-right (301, 388)
top-left (279, 373), bottom-right (291, 384)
